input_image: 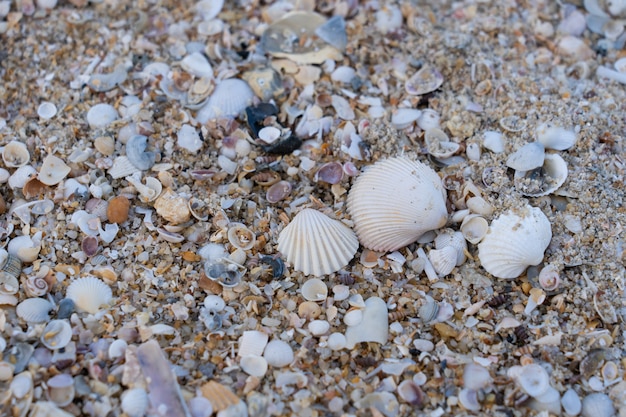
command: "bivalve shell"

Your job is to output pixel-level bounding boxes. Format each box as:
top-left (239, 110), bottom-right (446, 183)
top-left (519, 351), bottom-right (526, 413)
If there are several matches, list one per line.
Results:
top-left (514, 153), bottom-right (568, 197)
top-left (46, 374), bottom-right (75, 407)
top-left (277, 209), bottom-right (358, 276)
top-left (38, 155), bottom-right (71, 186)
top-left (428, 246), bottom-right (458, 277)
top-left (506, 142), bottom-right (545, 171)
top-left (227, 223), bottom-right (256, 250)
top-left (263, 340), bottom-right (294, 367)
top-left (478, 206), bottom-right (552, 279)
top-left (435, 230), bottom-right (467, 266)
top-left (347, 157), bottom-right (448, 252)
top-left (66, 276), bottom-right (113, 314)
top-left (536, 123), bottom-right (577, 150)
top-left (121, 388), bottom-right (149, 417)
top-left (240, 354), bottom-right (268, 377)
top-left (2, 141), bottom-right (30, 167)
top-left (509, 364), bottom-right (550, 398)
top-left (238, 330), bottom-right (269, 358)
top-left (40, 320), bottom-right (72, 350)
top-left (196, 79), bottom-right (254, 124)
top-left (345, 296), bottom-right (388, 349)
top-left (460, 214), bottom-right (489, 245)
top-left (581, 393), bottom-right (615, 417)
top-left (301, 278), bottom-right (328, 301)
top-left (16, 297), bottom-right (53, 323)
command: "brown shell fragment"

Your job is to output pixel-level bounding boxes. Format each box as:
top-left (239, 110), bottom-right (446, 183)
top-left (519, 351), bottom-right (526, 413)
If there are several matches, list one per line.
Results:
top-left (201, 380), bottom-right (241, 412)
top-left (154, 189), bottom-right (191, 225)
top-left (107, 196), bottom-right (131, 224)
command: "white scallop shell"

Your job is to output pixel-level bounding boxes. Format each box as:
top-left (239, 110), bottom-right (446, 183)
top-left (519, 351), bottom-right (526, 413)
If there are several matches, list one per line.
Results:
top-left (16, 297), bottom-right (53, 323)
top-left (477, 206), bottom-right (552, 279)
top-left (263, 340), bottom-right (294, 367)
top-left (434, 229), bottom-right (467, 266)
top-left (277, 208), bottom-right (358, 276)
top-left (109, 156), bottom-right (141, 179)
top-left (66, 276), bottom-right (113, 314)
top-left (121, 388), bottom-right (149, 417)
top-left (428, 246), bottom-right (457, 277)
top-left (301, 278), bottom-right (328, 301)
top-left (347, 157), bottom-right (448, 252)
top-left (240, 354), bottom-right (268, 377)
top-left (40, 320), bottom-right (72, 350)
top-left (2, 141), bottom-right (30, 167)
top-left (238, 330), bottom-right (269, 358)
top-left (514, 153), bottom-right (568, 197)
top-left (38, 155), bottom-right (71, 186)
top-left (196, 79), bottom-right (254, 124)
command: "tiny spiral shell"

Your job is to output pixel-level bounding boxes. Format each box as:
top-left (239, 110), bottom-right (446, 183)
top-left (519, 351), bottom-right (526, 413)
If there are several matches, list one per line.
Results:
top-left (23, 275), bottom-right (49, 297)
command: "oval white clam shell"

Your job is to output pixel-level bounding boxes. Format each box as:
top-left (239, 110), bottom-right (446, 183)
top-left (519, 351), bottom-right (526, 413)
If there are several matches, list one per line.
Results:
top-left (16, 297), bottom-right (53, 323)
top-left (66, 276), bottom-right (113, 314)
top-left (301, 278), bottom-right (328, 301)
top-left (561, 388), bottom-right (582, 416)
top-left (196, 78), bottom-right (254, 124)
top-left (277, 209), bottom-right (358, 276)
top-left (87, 103), bottom-right (118, 129)
top-left (478, 206), bottom-right (552, 279)
top-left (263, 340), bottom-right (294, 367)
top-left (46, 373), bottom-right (75, 407)
top-left (308, 319), bottom-right (330, 336)
top-left (347, 157), bottom-right (448, 252)
top-left (240, 354), bottom-right (268, 377)
top-left (391, 108), bottom-right (422, 129)
top-left (460, 214), bottom-right (489, 245)
top-left (2, 141), bottom-right (30, 167)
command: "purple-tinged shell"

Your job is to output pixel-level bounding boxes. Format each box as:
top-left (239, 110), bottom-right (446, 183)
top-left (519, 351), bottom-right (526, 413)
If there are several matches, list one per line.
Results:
top-left (266, 181), bottom-right (292, 203)
top-left (81, 236), bottom-right (99, 257)
top-left (315, 162), bottom-right (344, 184)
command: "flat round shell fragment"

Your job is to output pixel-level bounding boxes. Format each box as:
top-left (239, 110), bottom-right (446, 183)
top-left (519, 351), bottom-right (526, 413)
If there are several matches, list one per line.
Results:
top-left (405, 65), bottom-right (444, 95)
top-left (506, 142), bottom-right (545, 171)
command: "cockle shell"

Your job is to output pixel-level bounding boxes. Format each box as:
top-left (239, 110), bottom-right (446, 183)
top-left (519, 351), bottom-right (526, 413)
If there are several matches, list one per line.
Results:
top-left (38, 155), bottom-right (71, 186)
top-left (196, 79), bottom-right (254, 124)
top-left (263, 340), bottom-right (294, 367)
top-left (460, 214), bottom-right (489, 244)
top-left (66, 276), bottom-right (112, 314)
top-left (2, 141), bottom-right (30, 167)
top-left (16, 297), bottom-right (53, 323)
top-left (428, 246), bottom-right (458, 277)
top-left (478, 206), bottom-right (552, 279)
top-left (238, 330), bottom-right (269, 358)
top-left (434, 229), bottom-right (467, 265)
top-left (347, 157), bottom-right (448, 252)
top-left (240, 354), bottom-right (268, 377)
top-left (121, 388), bottom-right (149, 417)
top-left (277, 208), bottom-right (358, 276)
top-left (109, 156), bottom-right (141, 179)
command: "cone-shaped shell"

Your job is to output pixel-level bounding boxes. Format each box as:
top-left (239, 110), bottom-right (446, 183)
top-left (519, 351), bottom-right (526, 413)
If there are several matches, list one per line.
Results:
top-left (347, 157), bottom-right (448, 252)
top-left (277, 209), bottom-right (358, 276)
top-left (66, 276), bottom-right (113, 314)
top-left (478, 206), bottom-right (552, 279)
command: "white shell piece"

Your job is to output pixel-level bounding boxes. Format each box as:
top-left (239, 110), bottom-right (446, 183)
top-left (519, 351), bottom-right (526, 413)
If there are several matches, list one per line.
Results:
top-left (258, 126), bottom-right (281, 144)
top-left (483, 131), bottom-right (505, 153)
top-left (581, 393), bottom-right (615, 417)
top-left (477, 206), bottom-right (552, 279)
top-left (204, 295), bottom-right (225, 312)
top-left (108, 339), bottom-right (128, 359)
top-left (510, 364), bottom-right (550, 397)
top-left (121, 388), bottom-right (149, 417)
top-left (391, 108), bottom-right (422, 129)
top-left (416, 109), bottom-right (440, 130)
top-left (40, 320), bottom-right (72, 350)
top-left (345, 296), bottom-right (388, 349)
top-left (238, 330), bottom-right (269, 357)
top-left (109, 156), bottom-right (141, 179)
top-left (195, 0), bottom-right (223, 20)
top-left (561, 388), bottom-right (582, 416)
top-left (87, 103), bottom-right (118, 129)
top-left (331, 66), bottom-right (356, 83)
top-left (343, 308), bottom-right (363, 326)
top-left (466, 142), bottom-right (481, 161)
top-left (263, 340), bottom-right (294, 367)
top-left (8, 165), bottom-right (37, 189)
top-left (460, 215), bottom-right (489, 245)
top-left (181, 52), bottom-right (213, 78)
top-left (196, 79), bottom-right (254, 124)
top-left (397, 379), bottom-right (423, 405)
top-left (277, 209), bottom-right (358, 276)
top-left (38, 155), bottom-right (71, 186)
top-left (458, 388), bottom-right (481, 411)
top-left (8, 234), bottom-right (42, 263)
top-left (37, 102), bottom-right (57, 119)
top-left (332, 284), bottom-right (350, 301)
top-left (301, 278), bottom-right (328, 301)
top-left (0, 167), bottom-right (9, 183)
top-left (466, 196), bottom-right (494, 217)
top-left (506, 142), bottom-right (545, 171)
top-left (514, 153), bottom-right (568, 197)
top-left (227, 223), bottom-right (256, 250)
top-left (331, 94), bottom-right (355, 120)
top-left (424, 128), bottom-right (460, 159)
top-left (16, 297), bottom-right (53, 323)
top-left (428, 246), bottom-right (457, 277)
top-left (177, 124), bottom-right (203, 153)
top-left (536, 123), bottom-right (577, 150)
top-left (240, 354), bottom-right (268, 377)
top-left (327, 333), bottom-right (347, 350)
top-left (11, 371), bottom-right (33, 399)
top-left (46, 374), bottom-right (75, 407)
top-left (66, 276), bottom-right (113, 314)
top-left (347, 157), bottom-right (448, 252)
top-left (308, 319), bottom-right (330, 336)
top-left (188, 397), bottom-right (214, 417)
top-left (463, 363), bottom-right (492, 390)
top-left (3, 141), bottom-right (30, 167)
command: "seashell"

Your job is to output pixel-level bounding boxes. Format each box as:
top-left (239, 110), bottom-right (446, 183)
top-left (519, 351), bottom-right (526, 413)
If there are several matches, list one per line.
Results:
top-left (1, 251), bottom-right (22, 279)
top-left (314, 161), bottom-right (343, 184)
top-left (536, 123), bottom-right (577, 150)
top-left (418, 298), bottom-right (439, 323)
top-left (121, 388), bottom-right (149, 417)
top-left (428, 246), bottom-right (457, 277)
top-left (154, 188), bottom-right (191, 225)
top-left (538, 264), bottom-right (560, 291)
top-left (477, 206), bottom-right (552, 279)
top-left (561, 388), bottom-right (582, 417)
top-left (391, 108), bottom-right (422, 130)
top-left (8, 165), bottom-right (37, 190)
top-left (57, 298), bottom-right (75, 320)
top-left (458, 388), bottom-right (481, 411)
top-left (188, 396), bottom-right (214, 417)
top-left (278, 209), bottom-right (358, 276)
top-left (242, 67), bottom-right (283, 101)
top-left (227, 223), bottom-right (256, 250)
top-left (23, 275), bottom-right (48, 297)
top-left (301, 278), bottom-right (328, 302)
top-left (8, 234), bottom-right (42, 263)
top-left (466, 196), bottom-right (493, 217)
top-left (263, 340), bottom-right (294, 367)
top-left (41, 320), bottom-right (72, 350)
top-left (109, 156), bottom-right (141, 179)
top-left (94, 136), bottom-right (115, 156)
top-left (417, 109), bottom-right (441, 131)
top-left (397, 380), bottom-right (425, 406)
top-left (355, 392), bottom-right (399, 417)
top-left (514, 153), bottom-right (568, 197)
top-left (266, 180), bottom-right (292, 203)
top-left (16, 297), bottom-right (53, 323)
top-left (108, 339), bottom-right (128, 360)
top-left (126, 135), bottom-right (156, 171)
top-left (238, 330), bottom-right (269, 358)
top-left (424, 128), bottom-right (460, 159)
top-left (46, 374), bottom-right (74, 407)
top-left (126, 175), bottom-right (162, 203)
top-left (196, 79), bottom-right (255, 124)
top-left (509, 364), bottom-right (550, 397)
top-left (483, 130), bottom-right (505, 153)
top-left (345, 296), bottom-right (388, 349)
top-left (29, 402), bottom-right (74, 417)
top-left (38, 155), bottom-right (71, 186)
top-left (315, 15), bottom-right (347, 51)
top-left (347, 157), bottom-right (448, 252)
top-left (3, 141), bottom-right (30, 167)
top-left (66, 276), bottom-right (112, 314)
top-left (81, 235), bottom-right (99, 257)
top-left (581, 393), bottom-right (615, 417)
top-left (260, 12), bottom-right (342, 64)
top-left (343, 308), bottom-right (363, 326)
top-left (601, 361), bottom-right (619, 382)
top-left (309, 319), bottom-right (330, 336)
top-left (460, 214), bottom-right (489, 245)
top-left (240, 354), bottom-right (268, 377)
top-left (331, 94), bottom-right (355, 120)
top-left (22, 177), bottom-right (48, 199)
top-left (177, 124), bottom-right (203, 153)
top-left (463, 363), bottom-right (493, 390)
top-left (203, 259), bottom-right (243, 287)
top-left (204, 295), bottom-right (225, 312)
top-left (107, 195), bottom-right (130, 224)
top-left (181, 52), bottom-right (213, 78)
top-left (331, 66), bottom-right (356, 84)
top-left (405, 65), bottom-right (444, 95)
top-left (327, 332), bottom-right (347, 350)
top-left (529, 386), bottom-right (562, 414)
top-left (37, 101), bottom-right (57, 120)
top-left (86, 103), bottom-right (118, 129)
top-left (466, 142), bottom-right (481, 161)
top-left (348, 293), bottom-right (366, 308)
top-left (332, 284), bottom-right (350, 301)
top-left (506, 142), bottom-right (545, 171)
top-left (200, 380), bottom-right (241, 412)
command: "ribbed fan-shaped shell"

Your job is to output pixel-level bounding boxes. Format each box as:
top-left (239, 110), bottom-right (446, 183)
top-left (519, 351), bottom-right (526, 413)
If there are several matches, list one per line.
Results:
top-left (347, 157), bottom-right (448, 252)
top-left (277, 209), bottom-right (358, 276)
top-left (477, 206), bottom-right (552, 279)
top-left (66, 276), bottom-right (113, 314)
top-left (16, 297), bottom-right (53, 323)
top-left (196, 79), bottom-right (254, 124)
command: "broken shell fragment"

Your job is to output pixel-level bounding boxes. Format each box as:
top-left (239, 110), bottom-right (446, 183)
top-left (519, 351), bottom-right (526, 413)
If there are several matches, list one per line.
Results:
top-left (3, 141), bottom-right (30, 167)
top-left (66, 276), bottom-right (113, 314)
top-left (536, 123), bottom-right (577, 150)
top-left (347, 157), bottom-right (448, 252)
top-left (126, 135), bottom-right (156, 171)
top-left (238, 330), bottom-right (268, 358)
top-left (277, 209), bottom-right (358, 276)
top-left (154, 189), bottom-right (191, 225)
top-left (38, 155), bottom-right (71, 186)
top-left (509, 363), bottom-right (550, 397)
top-left (126, 176), bottom-right (162, 203)
top-left (345, 296), bottom-right (388, 349)
top-left (227, 223), bottom-right (256, 250)
top-left (506, 142), bottom-right (545, 171)
top-left (514, 153), bottom-right (568, 197)
top-left (46, 374), bottom-right (75, 407)
top-left (478, 206), bottom-right (552, 279)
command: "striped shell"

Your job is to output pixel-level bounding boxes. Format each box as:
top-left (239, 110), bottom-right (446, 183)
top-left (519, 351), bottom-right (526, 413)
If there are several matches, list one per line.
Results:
top-left (195, 79), bottom-right (254, 124)
top-left (16, 297), bottom-right (53, 323)
top-left (347, 157), bottom-right (448, 252)
top-left (277, 209), bottom-right (358, 276)
top-left (66, 276), bottom-right (113, 314)
top-left (477, 206), bottom-right (552, 279)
